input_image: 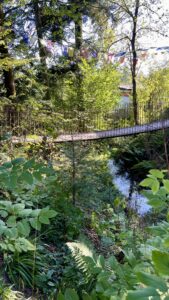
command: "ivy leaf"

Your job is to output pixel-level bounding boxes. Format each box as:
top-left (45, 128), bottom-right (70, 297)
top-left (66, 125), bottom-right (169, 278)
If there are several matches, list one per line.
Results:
top-left (152, 250), bottom-right (169, 275)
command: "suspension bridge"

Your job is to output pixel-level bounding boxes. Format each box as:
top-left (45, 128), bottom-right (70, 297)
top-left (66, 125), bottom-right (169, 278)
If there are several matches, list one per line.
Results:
top-left (1, 101), bottom-right (169, 143)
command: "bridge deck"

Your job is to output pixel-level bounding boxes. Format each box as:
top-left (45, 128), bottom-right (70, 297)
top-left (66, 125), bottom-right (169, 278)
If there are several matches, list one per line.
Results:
top-left (11, 119), bottom-right (169, 144)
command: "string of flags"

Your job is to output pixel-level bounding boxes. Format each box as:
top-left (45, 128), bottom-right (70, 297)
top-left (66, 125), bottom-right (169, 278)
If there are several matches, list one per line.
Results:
top-left (106, 47), bottom-right (169, 65)
top-left (38, 38), bottom-right (169, 63)
top-left (39, 39), bottom-right (98, 59)
top-left (18, 26), bottom-right (169, 65)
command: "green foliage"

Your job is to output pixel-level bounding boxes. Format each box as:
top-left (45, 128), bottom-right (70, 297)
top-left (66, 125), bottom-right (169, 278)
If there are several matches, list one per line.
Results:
top-left (138, 68), bottom-right (169, 105)
top-left (0, 160), bottom-right (57, 252)
top-left (112, 132), bottom-right (168, 182)
top-left (56, 169), bottom-right (169, 300)
top-left (0, 278), bottom-right (27, 299)
top-left (0, 158), bottom-right (57, 249)
top-left (79, 60), bottom-right (120, 111)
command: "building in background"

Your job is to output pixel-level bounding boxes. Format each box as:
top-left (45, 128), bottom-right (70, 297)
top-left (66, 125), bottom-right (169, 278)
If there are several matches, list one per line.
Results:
top-left (119, 85), bottom-right (132, 104)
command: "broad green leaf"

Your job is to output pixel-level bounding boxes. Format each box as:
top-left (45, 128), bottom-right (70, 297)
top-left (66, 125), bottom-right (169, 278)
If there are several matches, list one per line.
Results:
top-left (31, 209), bottom-right (41, 217)
top-left (126, 287), bottom-right (160, 300)
top-left (17, 220), bottom-right (30, 237)
top-left (5, 227), bottom-right (18, 239)
top-left (163, 180), bottom-right (169, 193)
top-left (22, 171), bottom-right (33, 185)
top-left (152, 250), bottom-right (169, 275)
top-left (16, 238), bottom-right (35, 252)
top-left (57, 292), bottom-right (65, 300)
top-left (114, 197), bottom-right (121, 208)
top-left (148, 198), bottom-right (166, 209)
top-left (0, 224), bottom-right (7, 235)
top-left (18, 209), bottom-right (32, 217)
top-left (164, 237), bottom-right (169, 247)
top-left (64, 289), bottom-right (79, 300)
top-left (149, 170), bottom-right (164, 179)
top-left (39, 215), bottom-right (50, 225)
top-left (0, 220), bottom-right (5, 226)
top-left (9, 174), bottom-right (17, 189)
top-left (3, 162), bottom-right (12, 169)
top-left (13, 203), bottom-right (25, 213)
top-left (82, 292), bottom-right (93, 300)
top-left (33, 171), bottom-right (42, 181)
top-left (45, 209), bottom-right (57, 218)
top-left (6, 216), bottom-right (16, 227)
top-left (11, 158), bottom-right (25, 166)
top-left (0, 210), bottom-right (8, 218)
top-left (140, 178), bottom-right (154, 187)
top-left (29, 218), bottom-right (41, 230)
top-left (151, 179), bottom-right (160, 194)
top-left (23, 159), bottom-right (35, 170)
top-left (137, 271), bottom-right (167, 292)
top-left (7, 243), bottom-right (15, 252)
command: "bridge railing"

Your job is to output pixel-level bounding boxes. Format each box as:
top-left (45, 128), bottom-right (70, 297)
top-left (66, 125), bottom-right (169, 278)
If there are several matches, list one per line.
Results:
top-left (0, 101), bottom-right (168, 137)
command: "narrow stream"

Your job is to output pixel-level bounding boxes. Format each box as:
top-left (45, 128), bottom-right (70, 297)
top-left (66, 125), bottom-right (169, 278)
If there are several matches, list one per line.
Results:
top-left (108, 160), bottom-right (151, 215)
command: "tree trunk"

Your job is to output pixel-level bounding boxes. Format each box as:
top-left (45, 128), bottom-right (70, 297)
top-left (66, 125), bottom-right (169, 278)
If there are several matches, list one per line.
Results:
top-left (0, 5), bottom-right (16, 99)
top-left (0, 4), bottom-right (16, 128)
top-left (74, 3), bottom-right (84, 131)
top-left (131, 0), bottom-right (140, 125)
top-left (72, 141), bottom-right (76, 205)
top-left (32, 0), bottom-right (47, 69)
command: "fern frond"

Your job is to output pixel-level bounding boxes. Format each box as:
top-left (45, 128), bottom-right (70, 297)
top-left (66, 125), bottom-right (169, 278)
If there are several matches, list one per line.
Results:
top-left (67, 242), bottom-right (99, 285)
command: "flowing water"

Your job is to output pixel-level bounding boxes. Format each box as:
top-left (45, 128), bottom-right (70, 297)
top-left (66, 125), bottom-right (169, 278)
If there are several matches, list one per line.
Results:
top-left (108, 160), bottom-right (151, 215)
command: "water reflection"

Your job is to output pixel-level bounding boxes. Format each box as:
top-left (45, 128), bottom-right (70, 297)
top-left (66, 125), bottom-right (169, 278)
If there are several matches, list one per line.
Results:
top-left (108, 160), bottom-right (151, 215)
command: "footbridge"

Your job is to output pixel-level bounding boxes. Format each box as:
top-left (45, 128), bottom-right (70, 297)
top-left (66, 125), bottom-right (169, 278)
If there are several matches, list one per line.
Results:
top-left (1, 101), bottom-right (169, 143)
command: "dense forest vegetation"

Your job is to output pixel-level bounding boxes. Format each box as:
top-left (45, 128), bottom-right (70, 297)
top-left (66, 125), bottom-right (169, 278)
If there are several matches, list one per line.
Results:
top-left (0, 0), bottom-right (169, 299)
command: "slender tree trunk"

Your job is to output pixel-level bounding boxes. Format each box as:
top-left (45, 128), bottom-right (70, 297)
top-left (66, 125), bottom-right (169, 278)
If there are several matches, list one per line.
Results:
top-left (32, 0), bottom-right (47, 69)
top-left (75, 10), bottom-right (83, 51)
top-left (72, 141), bottom-right (76, 204)
top-left (0, 5), bottom-right (16, 99)
top-left (0, 4), bottom-right (16, 128)
top-left (32, 0), bottom-right (51, 100)
top-left (131, 0), bottom-right (140, 125)
top-left (74, 3), bottom-right (84, 130)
